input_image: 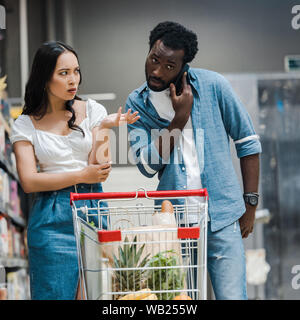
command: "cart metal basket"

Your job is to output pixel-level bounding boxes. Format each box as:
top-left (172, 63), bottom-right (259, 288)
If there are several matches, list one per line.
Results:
top-left (71, 188), bottom-right (208, 300)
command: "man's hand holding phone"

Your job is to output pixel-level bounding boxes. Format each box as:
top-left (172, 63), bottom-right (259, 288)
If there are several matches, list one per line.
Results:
top-left (169, 72), bottom-right (193, 130)
top-left (155, 71), bottom-right (193, 159)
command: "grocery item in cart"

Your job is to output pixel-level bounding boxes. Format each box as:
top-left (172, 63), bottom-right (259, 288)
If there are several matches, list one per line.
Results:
top-left (118, 288), bottom-right (157, 300)
top-left (152, 200), bottom-right (177, 225)
top-left (172, 294), bottom-right (192, 300)
top-left (147, 249), bottom-right (186, 300)
top-left (112, 235), bottom-right (150, 296)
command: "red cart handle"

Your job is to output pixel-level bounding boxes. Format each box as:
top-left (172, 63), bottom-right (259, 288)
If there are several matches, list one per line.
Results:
top-left (70, 188), bottom-right (208, 205)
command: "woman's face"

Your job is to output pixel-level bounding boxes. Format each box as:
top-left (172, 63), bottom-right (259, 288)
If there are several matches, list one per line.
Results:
top-left (47, 51), bottom-right (81, 101)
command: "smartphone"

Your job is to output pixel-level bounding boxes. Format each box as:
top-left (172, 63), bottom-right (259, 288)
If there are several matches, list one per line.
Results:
top-left (174, 64), bottom-right (190, 95)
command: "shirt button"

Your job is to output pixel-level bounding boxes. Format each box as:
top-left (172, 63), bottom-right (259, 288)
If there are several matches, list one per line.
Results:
top-left (183, 186), bottom-right (186, 189)
top-left (182, 167), bottom-right (185, 171)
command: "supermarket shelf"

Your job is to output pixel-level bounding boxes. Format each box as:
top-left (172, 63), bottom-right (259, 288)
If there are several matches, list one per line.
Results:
top-left (0, 257), bottom-right (28, 268)
top-left (0, 200), bottom-right (26, 228)
top-left (0, 154), bottom-right (19, 183)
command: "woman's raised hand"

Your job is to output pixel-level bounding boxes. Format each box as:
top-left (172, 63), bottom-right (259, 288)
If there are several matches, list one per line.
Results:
top-left (101, 107), bottom-right (140, 129)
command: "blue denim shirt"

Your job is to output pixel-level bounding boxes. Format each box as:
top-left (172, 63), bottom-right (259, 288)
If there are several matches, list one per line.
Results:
top-left (125, 68), bottom-right (262, 232)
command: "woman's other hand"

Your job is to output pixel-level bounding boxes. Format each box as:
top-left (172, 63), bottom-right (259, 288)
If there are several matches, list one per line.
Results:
top-left (80, 163), bottom-right (112, 183)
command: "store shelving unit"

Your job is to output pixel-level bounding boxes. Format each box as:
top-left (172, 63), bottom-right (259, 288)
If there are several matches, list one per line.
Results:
top-left (0, 79), bottom-right (30, 300)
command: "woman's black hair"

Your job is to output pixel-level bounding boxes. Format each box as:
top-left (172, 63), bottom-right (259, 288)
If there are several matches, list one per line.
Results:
top-left (22, 41), bottom-right (85, 137)
top-left (149, 21), bottom-right (198, 64)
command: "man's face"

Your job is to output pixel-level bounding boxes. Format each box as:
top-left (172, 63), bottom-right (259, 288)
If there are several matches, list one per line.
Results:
top-left (145, 40), bottom-right (185, 92)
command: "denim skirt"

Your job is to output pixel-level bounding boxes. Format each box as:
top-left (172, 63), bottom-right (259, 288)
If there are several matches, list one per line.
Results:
top-left (27, 183), bottom-right (108, 300)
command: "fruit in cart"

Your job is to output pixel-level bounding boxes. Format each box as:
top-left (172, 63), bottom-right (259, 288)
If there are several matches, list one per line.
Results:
top-left (147, 250), bottom-right (186, 300)
top-left (172, 294), bottom-right (192, 300)
top-left (112, 235), bottom-right (151, 294)
top-left (141, 293), bottom-right (158, 300)
top-left (118, 288), bottom-right (152, 300)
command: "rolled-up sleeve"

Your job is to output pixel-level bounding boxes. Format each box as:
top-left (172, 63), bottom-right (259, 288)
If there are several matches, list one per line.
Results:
top-left (216, 74), bottom-right (262, 158)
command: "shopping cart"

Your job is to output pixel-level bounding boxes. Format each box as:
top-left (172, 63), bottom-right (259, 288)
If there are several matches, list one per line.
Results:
top-left (70, 188), bottom-right (208, 300)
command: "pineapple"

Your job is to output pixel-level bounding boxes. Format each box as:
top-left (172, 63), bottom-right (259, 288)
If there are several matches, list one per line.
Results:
top-left (112, 235), bottom-right (150, 296)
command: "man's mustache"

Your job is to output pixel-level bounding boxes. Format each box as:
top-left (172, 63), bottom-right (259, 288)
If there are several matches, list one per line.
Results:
top-left (148, 76), bottom-right (165, 85)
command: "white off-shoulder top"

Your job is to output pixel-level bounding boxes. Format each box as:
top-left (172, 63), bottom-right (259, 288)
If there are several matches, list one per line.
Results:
top-left (10, 99), bottom-right (107, 173)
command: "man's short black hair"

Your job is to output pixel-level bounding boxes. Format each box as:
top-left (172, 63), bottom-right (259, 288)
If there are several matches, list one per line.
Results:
top-left (149, 21), bottom-right (198, 64)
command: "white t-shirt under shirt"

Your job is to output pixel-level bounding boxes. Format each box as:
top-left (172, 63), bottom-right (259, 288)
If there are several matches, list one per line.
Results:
top-left (10, 99), bottom-right (107, 173)
top-left (149, 88), bottom-right (204, 223)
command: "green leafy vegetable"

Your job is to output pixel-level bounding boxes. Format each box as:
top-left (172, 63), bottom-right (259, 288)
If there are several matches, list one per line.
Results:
top-left (147, 250), bottom-right (186, 300)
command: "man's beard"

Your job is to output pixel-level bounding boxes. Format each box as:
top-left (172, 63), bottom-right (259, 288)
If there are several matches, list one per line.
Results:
top-left (145, 66), bottom-right (177, 92)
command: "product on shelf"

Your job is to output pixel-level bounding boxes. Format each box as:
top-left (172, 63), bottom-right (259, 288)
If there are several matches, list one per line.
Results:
top-left (0, 168), bottom-right (23, 223)
top-left (0, 169), bottom-right (9, 205)
top-left (5, 134), bottom-right (13, 167)
top-left (0, 264), bottom-right (7, 300)
top-left (7, 221), bottom-right (13, 258)
top-left (0, 115), bottom-right (5, 154)
top-left (0, 215), bottom-right (25, 258)
top-left (10, 152), bottom-right (17, 176)
top-left (0, 76), bottom-right (7, 98)
top-left (7, 269), bottom-right (30, 300)
top-left (0, 215), bottom-right (8, 256)
top-left (10, 180), bottom-right (20, 216)
top-left (0, 168), bottom-right (4, 204)
top-left (12, 225), bottom-right (25, 258)
top-left (0, 78), bottom-right (11, 123)
top-left (0, 287), bottom-right (7, 300)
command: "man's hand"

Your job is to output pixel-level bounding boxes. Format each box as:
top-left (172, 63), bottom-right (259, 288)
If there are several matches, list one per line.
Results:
top-left (169, 72), bottom-right (193, 129)
top-left (155, 72), bottom-right (194, 160)
top-left (239, 204), bottom-right (256, 238)
top-left (239, 153), bottom-right (260, 238)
